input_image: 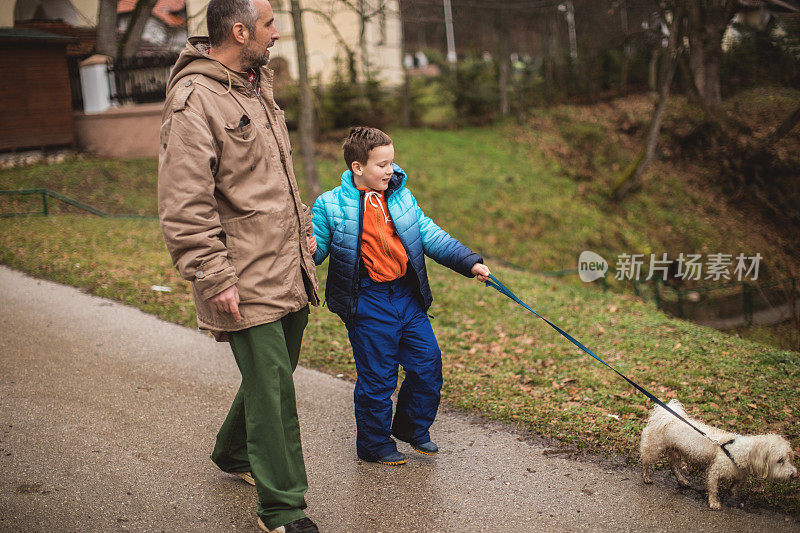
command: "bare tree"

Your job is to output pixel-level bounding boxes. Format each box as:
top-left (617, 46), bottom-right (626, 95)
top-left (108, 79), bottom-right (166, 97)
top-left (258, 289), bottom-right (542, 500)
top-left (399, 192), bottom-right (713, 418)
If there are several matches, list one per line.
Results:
top-left (96, 0), bottom-right (118, 58)
top-left (613, 1), bottom-right (685, 200)
top-left (494, 7), bottom-right (511, 117)
top-left (333, 0), bottom-right (394, 83)
top-left (398, 1), bottom-right (411, 127)
top-left (292, 5), bottom-right (358, 82)
top-left (289, 0), bottom-right (322, 203)
top-left (95, 0), bottom-right (159, 59)
top-left (120, 0), bottom-right (159, 58)
top-left (764, 103), bottom-right (800, 148)
top-left (685, 0), bottom-right (738, 116)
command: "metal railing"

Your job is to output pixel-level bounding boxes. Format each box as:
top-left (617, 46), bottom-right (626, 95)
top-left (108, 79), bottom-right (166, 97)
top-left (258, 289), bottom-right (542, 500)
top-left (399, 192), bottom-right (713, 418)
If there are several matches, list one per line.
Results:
top-left (109, 54), bottom-right (178, 105)
top-left (0, 189), bottom-right (155, 219)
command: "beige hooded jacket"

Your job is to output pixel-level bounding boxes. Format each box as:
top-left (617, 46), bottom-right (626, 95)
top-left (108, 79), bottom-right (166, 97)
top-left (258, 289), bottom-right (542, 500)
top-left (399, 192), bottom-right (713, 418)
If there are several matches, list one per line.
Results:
top-left (158, 38), bottom-right (319, 340)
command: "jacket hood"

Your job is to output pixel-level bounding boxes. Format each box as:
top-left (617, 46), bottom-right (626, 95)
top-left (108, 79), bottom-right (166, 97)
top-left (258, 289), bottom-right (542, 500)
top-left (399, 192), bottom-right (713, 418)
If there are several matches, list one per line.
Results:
top-left (339, 164), bottom-right (408, 199)
top-left (166, 37), bottom-right (250, 93)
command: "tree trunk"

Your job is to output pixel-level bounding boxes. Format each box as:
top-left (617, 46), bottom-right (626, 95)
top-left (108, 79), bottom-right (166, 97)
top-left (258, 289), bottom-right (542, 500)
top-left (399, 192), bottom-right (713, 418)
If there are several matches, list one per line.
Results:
top-left (120, 0), bottom-right (158, 58)
top-left (613, 4), bottom-right (684, 200)
top-left (620, 48), bottom-right (629, 94)
top-left (765, 103), bottom-right (800, 148)
top-left (96, 0), bottom-right (118, 58)
top-left (648, 48), bottom-right (659, 92)
top-left (358, 0), bottom-right (370, 83)
top-left (544, 13), bottom-right (558, 103)
top-left (289, 0), bottom-right (321, 203)
top-left (686, 1), bottom-right (735, 116)
top-left (402, 68), bottom-right (411, 127)
top-left (398, 1), bottom-right (411, 127)
top-left (619, 0), bottom-right (629, 94)
top-left (498, 31), bottom-right (510, 118)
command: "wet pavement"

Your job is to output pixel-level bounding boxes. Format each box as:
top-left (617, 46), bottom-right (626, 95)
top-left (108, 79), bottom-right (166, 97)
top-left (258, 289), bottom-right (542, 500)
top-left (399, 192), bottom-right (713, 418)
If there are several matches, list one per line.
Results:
top-left (1, 265), bottom-right (797, 532)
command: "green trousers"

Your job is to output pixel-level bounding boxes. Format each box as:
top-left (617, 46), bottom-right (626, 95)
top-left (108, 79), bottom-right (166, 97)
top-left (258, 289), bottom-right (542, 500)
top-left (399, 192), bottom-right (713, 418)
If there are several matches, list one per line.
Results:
top-left (211, 306), bottom-right (310, 530)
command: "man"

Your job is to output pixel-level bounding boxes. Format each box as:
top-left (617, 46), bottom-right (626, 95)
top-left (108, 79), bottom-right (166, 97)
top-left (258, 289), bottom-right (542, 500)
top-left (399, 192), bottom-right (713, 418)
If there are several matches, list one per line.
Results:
top-left (157, 0), bottom-right (320, 530)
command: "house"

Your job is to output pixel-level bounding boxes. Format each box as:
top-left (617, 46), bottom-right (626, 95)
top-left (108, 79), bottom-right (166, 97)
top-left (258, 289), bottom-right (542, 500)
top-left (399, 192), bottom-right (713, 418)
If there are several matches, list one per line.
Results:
top-left (0, 28), bottom-right (76, 151)
top-left (4, 0), bottom-right (404, 85)
top-left (0, 0), bottom-right (405, 157)
top-left (117, 0), bottom-right (187, 53)
top-left (3, 0), bottom-right (99, 28)
top-left (185, 0), bottom-right (404, 85)
top-left (723, 0), bottom-right (800, 50)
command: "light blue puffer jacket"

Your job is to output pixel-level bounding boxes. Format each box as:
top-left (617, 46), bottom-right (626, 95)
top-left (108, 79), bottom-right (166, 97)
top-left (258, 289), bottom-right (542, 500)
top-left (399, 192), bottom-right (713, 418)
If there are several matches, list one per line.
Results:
top-left (312, 164), bottom-right (482, 322)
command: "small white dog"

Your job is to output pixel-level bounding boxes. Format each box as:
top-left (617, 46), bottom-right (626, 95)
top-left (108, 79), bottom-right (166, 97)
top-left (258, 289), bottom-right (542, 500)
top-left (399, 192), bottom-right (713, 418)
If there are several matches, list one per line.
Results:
top-left (640, 399), bottom-right (798, 509)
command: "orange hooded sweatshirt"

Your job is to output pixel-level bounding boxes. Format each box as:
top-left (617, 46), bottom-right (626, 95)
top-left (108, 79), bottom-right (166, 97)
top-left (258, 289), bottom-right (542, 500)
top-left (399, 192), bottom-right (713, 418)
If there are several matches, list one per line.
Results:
top-left (359, 189), bottom-right (408, 282)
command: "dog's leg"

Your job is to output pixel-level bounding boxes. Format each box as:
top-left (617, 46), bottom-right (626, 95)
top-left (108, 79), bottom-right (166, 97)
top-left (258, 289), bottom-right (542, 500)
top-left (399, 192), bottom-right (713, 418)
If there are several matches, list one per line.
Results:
top-left (706, 465), bottom-right (723, 510)
top-left (668, 450), bottom-right (691, 487)
top-left (640, 426), bottom-right (659, 484)
top-left (642, 463), bottom-right (653, 484)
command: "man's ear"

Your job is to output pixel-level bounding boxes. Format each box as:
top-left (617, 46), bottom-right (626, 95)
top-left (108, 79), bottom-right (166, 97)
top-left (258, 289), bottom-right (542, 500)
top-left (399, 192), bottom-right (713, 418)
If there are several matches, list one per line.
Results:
top-left (232, 22), bottom-right (248, 45)
top-left (351, 161), bottom-right (363, 176)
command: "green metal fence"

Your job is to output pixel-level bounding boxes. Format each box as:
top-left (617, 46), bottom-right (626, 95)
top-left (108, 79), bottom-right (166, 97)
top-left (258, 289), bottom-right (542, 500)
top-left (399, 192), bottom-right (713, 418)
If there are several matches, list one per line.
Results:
top-left (636, 276), bottom-right (799, 329)
top-left (0, 189), bottom-right (155, 220)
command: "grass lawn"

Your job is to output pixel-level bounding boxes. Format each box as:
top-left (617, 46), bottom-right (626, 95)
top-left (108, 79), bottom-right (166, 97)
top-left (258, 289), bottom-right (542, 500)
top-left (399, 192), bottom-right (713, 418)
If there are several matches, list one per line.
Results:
top-left (1, 214), bottom-right (798, 513)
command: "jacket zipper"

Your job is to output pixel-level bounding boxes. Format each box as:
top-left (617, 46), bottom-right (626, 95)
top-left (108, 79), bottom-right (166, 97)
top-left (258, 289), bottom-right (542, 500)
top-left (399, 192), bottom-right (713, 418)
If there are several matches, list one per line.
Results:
top-left (350, 190), bottom-right (365, 324)
top-left (255, 84), bottom-right (288, 172)
top-left (385, 190), bottom-right (424, 307)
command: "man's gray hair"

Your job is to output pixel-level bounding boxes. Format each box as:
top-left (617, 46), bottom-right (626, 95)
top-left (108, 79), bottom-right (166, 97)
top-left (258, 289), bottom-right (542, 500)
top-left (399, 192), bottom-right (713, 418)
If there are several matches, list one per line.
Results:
top-left (207, 0), bottom-right (259, 47)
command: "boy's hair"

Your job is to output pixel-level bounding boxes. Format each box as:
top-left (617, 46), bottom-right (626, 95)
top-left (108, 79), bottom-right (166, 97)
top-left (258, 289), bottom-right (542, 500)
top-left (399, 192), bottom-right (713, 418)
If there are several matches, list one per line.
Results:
top-left (343, 127), bottom-right (392, 171)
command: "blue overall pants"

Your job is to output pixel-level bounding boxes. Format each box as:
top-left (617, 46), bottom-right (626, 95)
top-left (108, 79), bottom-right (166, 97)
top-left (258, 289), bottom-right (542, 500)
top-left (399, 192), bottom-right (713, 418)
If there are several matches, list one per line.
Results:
top-left (346, 275), bottom-right (443, 460)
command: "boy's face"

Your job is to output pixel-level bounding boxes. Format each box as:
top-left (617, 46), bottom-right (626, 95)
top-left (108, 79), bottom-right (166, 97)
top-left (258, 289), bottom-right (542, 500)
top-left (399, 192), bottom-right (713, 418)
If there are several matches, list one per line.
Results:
top-left (352, 143), bottom-right (394, 192)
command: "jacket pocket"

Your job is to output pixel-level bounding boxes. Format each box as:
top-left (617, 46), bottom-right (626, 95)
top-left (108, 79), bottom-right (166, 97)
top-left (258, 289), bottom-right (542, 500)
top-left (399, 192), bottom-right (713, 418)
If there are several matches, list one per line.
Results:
top-left (224, 115), bottom-right (255, 142)
top-left (221, 212), bottom-right (292, 303)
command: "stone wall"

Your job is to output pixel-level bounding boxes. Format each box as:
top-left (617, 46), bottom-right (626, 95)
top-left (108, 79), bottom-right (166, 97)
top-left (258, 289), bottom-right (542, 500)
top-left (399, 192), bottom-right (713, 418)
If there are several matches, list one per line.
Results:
top-left (74, 103), bottom-right (161, 158)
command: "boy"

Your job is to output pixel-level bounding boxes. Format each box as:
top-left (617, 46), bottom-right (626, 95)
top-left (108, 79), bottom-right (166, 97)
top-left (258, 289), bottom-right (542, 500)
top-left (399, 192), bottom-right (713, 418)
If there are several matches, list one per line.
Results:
top-left (312, 127), bottom-right (491, 465)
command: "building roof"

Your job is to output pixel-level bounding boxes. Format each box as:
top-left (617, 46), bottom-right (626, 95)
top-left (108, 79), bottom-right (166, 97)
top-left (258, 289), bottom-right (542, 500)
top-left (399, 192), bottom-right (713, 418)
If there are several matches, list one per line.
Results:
top-left (0, 27), bottom-right (76, 46)
top-left (14, 20), bottom-right (97, 56)
top-left (118, 0), bottom-right (187, 28)
top-left (739, 0), bottom-right (800, 12)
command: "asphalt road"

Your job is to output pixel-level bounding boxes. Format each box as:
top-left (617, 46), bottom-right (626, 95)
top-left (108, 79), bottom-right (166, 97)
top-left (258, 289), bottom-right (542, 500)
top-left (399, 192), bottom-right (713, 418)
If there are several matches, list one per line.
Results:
top-left (1, 265), bottom-right (797, 532)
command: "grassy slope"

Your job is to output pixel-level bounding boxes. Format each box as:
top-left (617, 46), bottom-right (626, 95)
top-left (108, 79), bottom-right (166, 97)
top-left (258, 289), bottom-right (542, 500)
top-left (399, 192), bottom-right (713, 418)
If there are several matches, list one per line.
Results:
top-left (310, 91), bottom-right (800, 282)
top-left (0, 158), bottom-right (157, 216)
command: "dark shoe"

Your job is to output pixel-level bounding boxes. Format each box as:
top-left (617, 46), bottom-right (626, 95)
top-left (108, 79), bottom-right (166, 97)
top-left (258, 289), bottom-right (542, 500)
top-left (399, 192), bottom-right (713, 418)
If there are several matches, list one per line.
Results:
top-left (258, 517), bottom-right (318, 533)
top-left (377, 450), bottom-right (408, 465)
top-left (411, 441), bottom-right (439, 455)
top-left (232, 471), bottom-right (255, 486)
top-left (358, 450), bottom-right (408, 465)
top-left (210, 459), bottom-right (255, 486)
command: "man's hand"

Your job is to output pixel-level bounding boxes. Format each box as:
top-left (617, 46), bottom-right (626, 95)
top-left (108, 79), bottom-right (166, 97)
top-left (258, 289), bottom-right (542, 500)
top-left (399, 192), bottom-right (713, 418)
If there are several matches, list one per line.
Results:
top-left (307, 235), bottom-right (317, 254)
top-left (210, 284), bottom-right (242, 321)
top-left (471, 263), bottom-right (491, 283)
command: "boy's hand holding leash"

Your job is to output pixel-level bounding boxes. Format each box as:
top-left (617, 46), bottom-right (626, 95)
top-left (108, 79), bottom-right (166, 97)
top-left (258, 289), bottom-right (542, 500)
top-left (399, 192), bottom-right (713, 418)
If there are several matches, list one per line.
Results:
top-left (471, 263), bottom-right (491, 282)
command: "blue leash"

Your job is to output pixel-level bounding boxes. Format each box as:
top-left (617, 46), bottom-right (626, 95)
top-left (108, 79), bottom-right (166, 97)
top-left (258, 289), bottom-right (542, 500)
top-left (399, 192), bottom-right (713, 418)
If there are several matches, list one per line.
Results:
top-left (483, 274), bottom-right (736, 461)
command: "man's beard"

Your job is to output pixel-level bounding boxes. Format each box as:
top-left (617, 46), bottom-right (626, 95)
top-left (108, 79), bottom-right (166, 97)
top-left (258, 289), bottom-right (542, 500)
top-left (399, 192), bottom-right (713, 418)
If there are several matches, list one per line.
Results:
top-left (240, 41), bottom-right (271, 71)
